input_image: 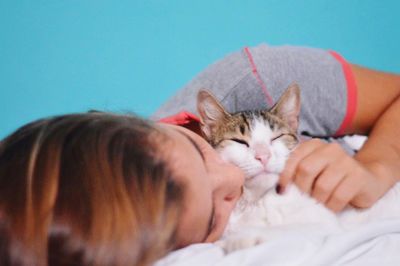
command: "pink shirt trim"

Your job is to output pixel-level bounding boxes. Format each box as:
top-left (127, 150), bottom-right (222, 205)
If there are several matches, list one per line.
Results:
top-left (243, 47), bottom-right (274, 106)
top-left (329, 51), bottom-right (358, 136)
top-left (160, 50), bottom-right (358, 137)
top-left (158, 111), bottom-right (200, 125)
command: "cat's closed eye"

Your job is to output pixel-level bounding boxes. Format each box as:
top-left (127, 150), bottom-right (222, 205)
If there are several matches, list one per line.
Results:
top-left (271, 133), bottom-right (298, 142)
top-left (271, 134), bottom-right (285, 142)
top-left (230, 138), bottom-right (249, 147)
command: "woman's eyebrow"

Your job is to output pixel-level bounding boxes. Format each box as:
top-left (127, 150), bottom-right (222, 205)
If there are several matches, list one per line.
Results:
top-left (176, 131), bottom-right (205, 161)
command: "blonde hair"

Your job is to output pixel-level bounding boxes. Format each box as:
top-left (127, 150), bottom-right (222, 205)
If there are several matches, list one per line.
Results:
top-left (0, 113), bottom-right (183, 266)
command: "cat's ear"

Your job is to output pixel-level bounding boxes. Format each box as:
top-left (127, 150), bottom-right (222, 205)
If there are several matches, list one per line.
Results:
top-left (197, 89), bottom-right (231, 139)
top-left (271, 84), bottom-right (301, 132)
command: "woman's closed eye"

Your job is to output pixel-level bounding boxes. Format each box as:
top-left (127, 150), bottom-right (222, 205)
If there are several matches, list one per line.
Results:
top-left (204, 205), bottom-right (216, 241)
top-left (230, 138), bottom-right (249, 147)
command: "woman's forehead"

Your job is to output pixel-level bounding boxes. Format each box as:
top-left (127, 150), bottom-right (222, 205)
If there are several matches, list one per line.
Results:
top-left (157, 124), bottom-right (202, 178)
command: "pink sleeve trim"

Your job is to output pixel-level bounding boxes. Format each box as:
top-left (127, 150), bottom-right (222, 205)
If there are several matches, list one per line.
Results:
top-left (158, 111), bottom-right (200, 125)
top-left (329, 51), bottom-right (358, 136)
top-left (243, 47), bottom-right (274, 106)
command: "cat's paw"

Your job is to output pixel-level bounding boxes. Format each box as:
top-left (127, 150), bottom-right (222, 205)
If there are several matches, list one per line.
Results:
top-left (216, 236), bottom-right (266, 253)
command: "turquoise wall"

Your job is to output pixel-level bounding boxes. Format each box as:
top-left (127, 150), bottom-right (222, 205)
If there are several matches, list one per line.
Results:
top-left (1, 0), bottom-right (399, 138)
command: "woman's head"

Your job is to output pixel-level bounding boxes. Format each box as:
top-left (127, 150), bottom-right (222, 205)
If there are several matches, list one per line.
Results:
top-left (0, 112), bottom-right (183, 265)
top-left (159, 124), bottom-right (244, 246)
top-left (0, 112), bottom-right (244, 265)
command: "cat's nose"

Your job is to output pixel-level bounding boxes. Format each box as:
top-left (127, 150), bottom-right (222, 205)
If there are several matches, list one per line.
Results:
top-left (255, 153), bottom-right (270, 165)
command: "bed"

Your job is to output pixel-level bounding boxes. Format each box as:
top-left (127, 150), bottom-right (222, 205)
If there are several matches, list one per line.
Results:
top-left (156, 219), bottom-right (400, 265)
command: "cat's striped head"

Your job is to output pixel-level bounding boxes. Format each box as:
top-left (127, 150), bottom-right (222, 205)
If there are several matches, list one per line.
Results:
top-left (197, 84), bottom-right (300, 179)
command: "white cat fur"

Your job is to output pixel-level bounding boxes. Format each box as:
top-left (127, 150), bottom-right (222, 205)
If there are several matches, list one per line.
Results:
top-left (218, 118), bottom-right (400, 252)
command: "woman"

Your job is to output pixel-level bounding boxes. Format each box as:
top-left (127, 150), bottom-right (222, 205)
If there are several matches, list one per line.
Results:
top-left (0, 44), bottom-right (399, 265)
top-left (0, 112), bottom-right (244, 265)
top-left (0, 114), bottom-right (183, 265)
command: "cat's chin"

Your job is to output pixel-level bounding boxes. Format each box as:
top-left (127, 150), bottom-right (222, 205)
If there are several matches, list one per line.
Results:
top-left (244, 172), bottom-right (279, 201)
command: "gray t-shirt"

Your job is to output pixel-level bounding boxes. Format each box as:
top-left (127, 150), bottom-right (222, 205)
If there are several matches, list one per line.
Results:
top-left (153, 44), bottom-right (357, 142)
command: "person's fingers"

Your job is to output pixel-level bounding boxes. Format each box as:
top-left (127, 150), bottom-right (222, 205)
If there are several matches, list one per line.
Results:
top-left (311, 166), bottom-right (345, 204)
top-left (293, 152), bottom-right (328, 194)
top-left (293, 142), bottom-right (344, 194)
top-left (325, 174), bottom-right (361, 212)
top-left (279, 139), bottom-right (325, 191)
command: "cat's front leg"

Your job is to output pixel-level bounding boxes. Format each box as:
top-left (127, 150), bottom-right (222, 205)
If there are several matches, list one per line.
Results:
top-left (216, 229), bottom-right (268, 253)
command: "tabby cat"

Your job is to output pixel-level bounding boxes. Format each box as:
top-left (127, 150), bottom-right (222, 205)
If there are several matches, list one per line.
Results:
top-left (197, 84), bottom-right (400, 252)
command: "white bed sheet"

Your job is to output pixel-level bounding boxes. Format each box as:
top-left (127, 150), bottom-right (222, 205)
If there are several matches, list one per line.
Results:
top-left (156, 218), bottom-right (400, 265)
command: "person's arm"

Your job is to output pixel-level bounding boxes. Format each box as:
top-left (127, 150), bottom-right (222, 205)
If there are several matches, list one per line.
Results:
top-left (279, 64), bottom-right (400, 212)
top-left (350, 64), bottom-right (400, 207)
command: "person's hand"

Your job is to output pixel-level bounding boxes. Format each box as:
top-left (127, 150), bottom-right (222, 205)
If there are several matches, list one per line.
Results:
top-left (279, 139), bottom-right (396, 212)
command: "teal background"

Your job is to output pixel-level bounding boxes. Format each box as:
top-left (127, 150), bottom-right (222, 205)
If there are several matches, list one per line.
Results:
top-left (1, 0), bottom-right (399, 138)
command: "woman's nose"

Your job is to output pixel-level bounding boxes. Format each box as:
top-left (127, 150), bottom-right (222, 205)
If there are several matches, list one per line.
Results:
top-left (231, 163), bottom-right (245, 187)
top-left (220, 162), bottom-right (245, 200)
